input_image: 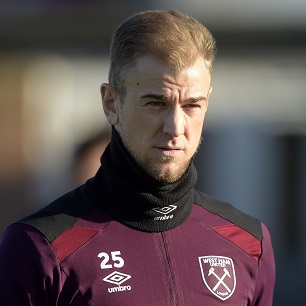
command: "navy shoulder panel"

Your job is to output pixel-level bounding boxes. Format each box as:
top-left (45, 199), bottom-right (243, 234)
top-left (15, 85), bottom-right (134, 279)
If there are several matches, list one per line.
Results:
top-left (19, 185), bottom-right (94, 243)
top-left (194, 190), bottom-right (262, 241)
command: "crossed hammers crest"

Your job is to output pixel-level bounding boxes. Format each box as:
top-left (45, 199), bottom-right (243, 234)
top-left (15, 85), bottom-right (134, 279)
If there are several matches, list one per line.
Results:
top-left (208, 267), bottom-right (232, 293)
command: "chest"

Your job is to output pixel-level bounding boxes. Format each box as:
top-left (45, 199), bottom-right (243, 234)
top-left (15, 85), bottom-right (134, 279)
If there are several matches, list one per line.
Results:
top-left (57, 220), bottom-right (258, 306)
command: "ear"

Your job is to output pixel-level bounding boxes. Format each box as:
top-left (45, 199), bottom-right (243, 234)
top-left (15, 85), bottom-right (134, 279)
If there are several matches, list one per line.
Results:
top-left (208, 86), bottom-right (213, 97)
top-left (205, 86), bottom-right (213, 111)
top-left (100, 83), bottom-right (120, 125)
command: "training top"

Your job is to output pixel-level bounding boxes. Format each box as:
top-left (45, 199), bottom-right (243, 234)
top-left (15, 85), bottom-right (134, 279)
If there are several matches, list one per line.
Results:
top-left (0, 129), bottom-right (276, 305)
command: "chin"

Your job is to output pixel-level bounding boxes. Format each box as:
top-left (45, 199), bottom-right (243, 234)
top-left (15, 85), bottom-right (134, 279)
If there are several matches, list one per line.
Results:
top-left (149, 165), bottom-right (187, 184)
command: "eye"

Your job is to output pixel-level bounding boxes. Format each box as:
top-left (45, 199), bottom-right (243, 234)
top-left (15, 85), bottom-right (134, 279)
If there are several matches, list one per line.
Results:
top-left (183, 103), bottom-right (201, 109)
top-left (147, 101), bottom-right (165, 107)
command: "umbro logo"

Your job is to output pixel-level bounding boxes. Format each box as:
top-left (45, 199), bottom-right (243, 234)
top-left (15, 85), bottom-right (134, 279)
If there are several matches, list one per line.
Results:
top-left (153, 205), bottom-right (177, 215)
top-left (103, 271), bottom-right (132, 293)
top-left (152, 205), bottom-right (177, 221)
top-left (103, 271), bottom-right (131, 285)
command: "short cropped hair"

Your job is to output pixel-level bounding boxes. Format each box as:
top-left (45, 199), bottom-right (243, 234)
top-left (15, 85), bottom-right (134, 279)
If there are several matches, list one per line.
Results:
top-left (108, 10), bottom-right (216, 97)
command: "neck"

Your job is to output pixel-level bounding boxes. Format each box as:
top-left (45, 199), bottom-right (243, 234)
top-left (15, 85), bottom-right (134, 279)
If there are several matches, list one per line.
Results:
top-left (86, 127), bottom-right (198, 232)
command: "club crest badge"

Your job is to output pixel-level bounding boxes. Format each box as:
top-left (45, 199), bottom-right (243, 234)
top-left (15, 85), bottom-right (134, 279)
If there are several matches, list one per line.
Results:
top-left (198, 256), bottom-right (236, 301)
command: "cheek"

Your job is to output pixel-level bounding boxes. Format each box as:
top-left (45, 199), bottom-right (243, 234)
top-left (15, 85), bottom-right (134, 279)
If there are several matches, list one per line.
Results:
top-left (189, 114), bottom-right (204, 131)
top-left (190, 131), bottom-right (202, 147)
top-left (120, 111), bottom-right (149, 141)
top-left (118, 107), bottom-right (137, 130)
top-left (135, 112), bottom-right (162, 133)
top-left (188, 119), bottom-right (204, 144)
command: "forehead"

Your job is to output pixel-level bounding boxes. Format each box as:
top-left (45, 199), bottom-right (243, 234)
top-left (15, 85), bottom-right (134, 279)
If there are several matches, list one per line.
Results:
top-left (124, 55), bottom-right (211, 96)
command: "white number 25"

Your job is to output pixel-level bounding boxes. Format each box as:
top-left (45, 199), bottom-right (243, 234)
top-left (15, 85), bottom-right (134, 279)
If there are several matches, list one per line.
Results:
top-left (98, 251), bottom-right (124, 269)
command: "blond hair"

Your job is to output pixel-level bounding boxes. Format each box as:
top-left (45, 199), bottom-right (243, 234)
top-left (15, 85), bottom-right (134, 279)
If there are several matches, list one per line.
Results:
top-left (109, 10), bottom-right (216, 96)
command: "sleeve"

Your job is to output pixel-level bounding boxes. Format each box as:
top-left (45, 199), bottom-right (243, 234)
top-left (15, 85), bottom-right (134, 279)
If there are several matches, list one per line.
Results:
top-left (250, 223), bottom-right (276, 306)
top-left (0, 223), bottom-right (62, 306)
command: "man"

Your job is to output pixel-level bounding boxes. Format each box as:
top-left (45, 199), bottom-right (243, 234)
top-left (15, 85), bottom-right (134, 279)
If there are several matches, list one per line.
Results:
top-left (0, 10), bottom-right (275, 305)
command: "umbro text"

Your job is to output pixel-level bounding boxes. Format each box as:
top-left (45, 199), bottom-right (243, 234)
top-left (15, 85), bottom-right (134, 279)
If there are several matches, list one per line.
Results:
top-left (154, 215), bottom-right (173, 221)
top-left (108, 285), bottom-right (132, 293)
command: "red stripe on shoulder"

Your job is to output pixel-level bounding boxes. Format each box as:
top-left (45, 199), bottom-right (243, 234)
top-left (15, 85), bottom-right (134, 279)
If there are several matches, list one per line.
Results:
top-left (51, 226), bottom-right (99, 263)
top-left (212, 224), bottom-right (262, 261)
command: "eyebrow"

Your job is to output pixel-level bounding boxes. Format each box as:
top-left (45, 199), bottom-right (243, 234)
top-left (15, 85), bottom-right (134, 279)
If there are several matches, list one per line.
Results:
top-left (140, 94), bottom-right (207, 103)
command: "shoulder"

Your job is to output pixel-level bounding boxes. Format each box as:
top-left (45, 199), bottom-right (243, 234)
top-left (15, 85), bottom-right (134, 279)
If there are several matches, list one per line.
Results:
top-left (18, 185), bottom-right (95, 243)
top-left (0, 223), bottom-right (52, 256)
top-left (193, 190), bottom-right (262, 241)
top-left (0, 223), bottom-right (62, 305)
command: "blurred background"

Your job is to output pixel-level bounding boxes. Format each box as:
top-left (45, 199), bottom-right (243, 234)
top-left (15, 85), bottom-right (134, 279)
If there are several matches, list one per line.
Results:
top-left (0, 1), bottom-right (305, 304)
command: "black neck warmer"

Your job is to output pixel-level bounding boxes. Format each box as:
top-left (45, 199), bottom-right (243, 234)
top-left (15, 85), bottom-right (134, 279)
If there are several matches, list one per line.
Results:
top-left (86, 127), bottom-right (197, 232)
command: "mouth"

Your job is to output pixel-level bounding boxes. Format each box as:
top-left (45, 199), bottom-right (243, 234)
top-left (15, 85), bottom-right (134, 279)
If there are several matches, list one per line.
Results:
top-left (155, 147), bottom-right (184, 157)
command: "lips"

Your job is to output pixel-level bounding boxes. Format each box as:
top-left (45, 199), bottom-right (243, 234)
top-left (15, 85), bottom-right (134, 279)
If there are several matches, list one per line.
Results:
top-left (158, 146), bottom-right (182, 150)
top-left (155, 146), bottom-right (184, 157)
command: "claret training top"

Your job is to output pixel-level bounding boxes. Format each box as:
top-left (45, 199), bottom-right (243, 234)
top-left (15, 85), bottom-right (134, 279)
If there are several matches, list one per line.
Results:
top-left (0, 129), bottom-right (275, 305)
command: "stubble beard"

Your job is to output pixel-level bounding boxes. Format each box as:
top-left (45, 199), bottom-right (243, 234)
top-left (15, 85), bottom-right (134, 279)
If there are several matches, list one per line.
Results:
top-left (122, 136), bottom-right (202, 184)
top-left (146, 156), bottom-right (192, 183)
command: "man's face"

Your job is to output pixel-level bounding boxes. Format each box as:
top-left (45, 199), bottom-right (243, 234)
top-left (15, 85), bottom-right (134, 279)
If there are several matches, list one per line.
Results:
top-left (102, 55), bottom-right (212, 183)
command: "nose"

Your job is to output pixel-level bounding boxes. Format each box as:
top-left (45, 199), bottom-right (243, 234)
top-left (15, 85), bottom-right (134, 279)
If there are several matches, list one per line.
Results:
top-left (163, 106), bottom-right (185, 137)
